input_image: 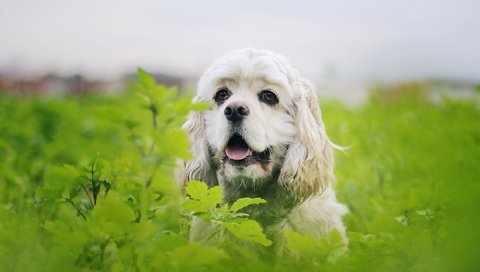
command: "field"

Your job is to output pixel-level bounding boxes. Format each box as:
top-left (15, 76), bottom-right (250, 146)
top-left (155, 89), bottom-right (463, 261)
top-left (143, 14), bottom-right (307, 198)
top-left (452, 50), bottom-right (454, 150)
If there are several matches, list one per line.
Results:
top-left (0, 71), bottom-right (479, 271)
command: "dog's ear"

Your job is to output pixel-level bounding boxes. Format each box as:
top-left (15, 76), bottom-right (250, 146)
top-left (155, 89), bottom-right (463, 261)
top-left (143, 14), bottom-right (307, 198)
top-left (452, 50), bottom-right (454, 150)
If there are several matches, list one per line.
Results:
top-left (279, 77), bottom-right (335, 200)
top-left (176, 111), bottom-right (218, 188)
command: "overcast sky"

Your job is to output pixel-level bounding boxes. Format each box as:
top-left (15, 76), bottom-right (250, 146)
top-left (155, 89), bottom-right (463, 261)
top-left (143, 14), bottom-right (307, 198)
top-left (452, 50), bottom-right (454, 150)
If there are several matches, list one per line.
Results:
top-left (0, 0), bottom-right (479, 83)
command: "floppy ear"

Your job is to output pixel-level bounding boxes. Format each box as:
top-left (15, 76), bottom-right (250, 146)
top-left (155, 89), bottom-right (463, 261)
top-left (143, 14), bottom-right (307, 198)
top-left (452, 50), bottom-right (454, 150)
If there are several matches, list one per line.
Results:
top-left (279, 77), bottom-right (335, 200)
top-left (176, 111), bottom-right (218, 188)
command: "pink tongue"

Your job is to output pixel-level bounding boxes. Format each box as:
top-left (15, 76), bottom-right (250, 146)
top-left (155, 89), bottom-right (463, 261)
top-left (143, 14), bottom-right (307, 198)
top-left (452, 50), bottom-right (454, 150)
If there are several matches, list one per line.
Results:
top-left (225, 146), bottom-right (250, 161)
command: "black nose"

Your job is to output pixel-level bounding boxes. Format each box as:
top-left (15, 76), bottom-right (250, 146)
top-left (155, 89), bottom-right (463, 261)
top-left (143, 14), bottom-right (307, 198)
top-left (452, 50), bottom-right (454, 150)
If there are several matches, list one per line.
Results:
top-left (224, 103), bottom-right (249, 122)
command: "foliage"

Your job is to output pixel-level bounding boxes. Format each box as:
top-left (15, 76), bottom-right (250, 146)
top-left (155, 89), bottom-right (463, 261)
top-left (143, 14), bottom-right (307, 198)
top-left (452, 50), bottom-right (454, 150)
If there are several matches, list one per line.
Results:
top-left (0, 75), bottom-right (479, 271)
top-left (183, 180), bottom-right (271, 247)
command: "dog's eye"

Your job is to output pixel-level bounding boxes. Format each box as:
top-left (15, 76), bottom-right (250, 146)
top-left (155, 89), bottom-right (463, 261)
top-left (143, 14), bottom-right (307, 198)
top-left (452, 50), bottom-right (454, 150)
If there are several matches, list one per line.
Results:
top-left (258, 90), bottom-right (279, 105)
top-left (214, 88), bottom-right (231, 105)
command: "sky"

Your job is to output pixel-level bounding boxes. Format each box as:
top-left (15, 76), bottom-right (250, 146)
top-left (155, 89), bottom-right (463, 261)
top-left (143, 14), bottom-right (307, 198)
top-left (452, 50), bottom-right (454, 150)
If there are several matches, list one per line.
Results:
top-left (0, 0), bottom-right (479, 83)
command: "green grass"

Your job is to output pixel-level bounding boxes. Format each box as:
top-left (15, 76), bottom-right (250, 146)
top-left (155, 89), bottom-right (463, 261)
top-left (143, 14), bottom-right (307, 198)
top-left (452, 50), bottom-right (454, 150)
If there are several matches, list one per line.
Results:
top-left (0, 76), bottom-right (479, 271)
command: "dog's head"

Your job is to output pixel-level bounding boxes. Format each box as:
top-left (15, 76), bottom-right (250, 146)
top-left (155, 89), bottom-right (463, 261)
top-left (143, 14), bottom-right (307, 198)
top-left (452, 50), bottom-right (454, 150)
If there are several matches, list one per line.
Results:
top-left (179, 48), bottom-right (335, 199)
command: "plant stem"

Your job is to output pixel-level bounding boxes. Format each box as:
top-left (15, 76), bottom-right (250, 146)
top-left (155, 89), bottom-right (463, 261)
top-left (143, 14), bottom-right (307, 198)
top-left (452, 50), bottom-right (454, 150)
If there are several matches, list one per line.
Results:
top-left (63, 197), bottom-right (87, 220)
top-left (81, 184), bottom-right (94, 208)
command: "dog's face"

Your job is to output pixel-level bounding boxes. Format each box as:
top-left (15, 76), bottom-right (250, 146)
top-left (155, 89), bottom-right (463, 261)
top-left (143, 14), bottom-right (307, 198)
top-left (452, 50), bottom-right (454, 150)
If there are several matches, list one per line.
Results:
top-left (181, 48), bottom-right (334, 198)
top-left (201, 53), bottom-right (297, 183)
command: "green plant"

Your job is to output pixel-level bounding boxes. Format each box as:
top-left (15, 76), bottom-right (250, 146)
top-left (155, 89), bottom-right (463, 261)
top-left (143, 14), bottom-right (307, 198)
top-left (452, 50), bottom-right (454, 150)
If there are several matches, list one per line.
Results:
top-left (0, 76), bottom-right (479, 271)
top-left (183, 180), bottom-right (271, 247)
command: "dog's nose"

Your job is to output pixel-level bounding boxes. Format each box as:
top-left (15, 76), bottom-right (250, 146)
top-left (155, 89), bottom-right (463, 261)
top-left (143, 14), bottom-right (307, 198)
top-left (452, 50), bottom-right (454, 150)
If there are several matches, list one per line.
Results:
top-left (224, 103), bottom-right (249, 122)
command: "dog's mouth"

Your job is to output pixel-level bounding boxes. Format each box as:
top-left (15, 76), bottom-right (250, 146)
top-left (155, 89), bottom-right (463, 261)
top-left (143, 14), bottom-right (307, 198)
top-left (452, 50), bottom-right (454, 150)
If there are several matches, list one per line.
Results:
top-left (224, 134), bottom-right (270, 165)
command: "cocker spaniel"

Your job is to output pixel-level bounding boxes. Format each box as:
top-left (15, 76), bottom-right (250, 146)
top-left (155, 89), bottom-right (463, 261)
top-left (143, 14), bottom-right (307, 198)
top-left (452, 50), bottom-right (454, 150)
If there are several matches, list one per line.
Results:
top-left (178, 48), bottom-right (348, 248)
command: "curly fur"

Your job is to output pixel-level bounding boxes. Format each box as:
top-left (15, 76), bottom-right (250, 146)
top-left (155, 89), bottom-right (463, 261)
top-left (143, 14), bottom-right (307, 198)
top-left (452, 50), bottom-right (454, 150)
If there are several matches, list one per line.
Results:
top-left (177, 48), bottom-right (348, 249)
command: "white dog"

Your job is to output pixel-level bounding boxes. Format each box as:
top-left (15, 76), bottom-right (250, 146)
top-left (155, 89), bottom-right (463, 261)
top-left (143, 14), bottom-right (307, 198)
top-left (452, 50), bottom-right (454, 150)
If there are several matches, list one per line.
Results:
top-left (178, 48), bottom-right (348, 248)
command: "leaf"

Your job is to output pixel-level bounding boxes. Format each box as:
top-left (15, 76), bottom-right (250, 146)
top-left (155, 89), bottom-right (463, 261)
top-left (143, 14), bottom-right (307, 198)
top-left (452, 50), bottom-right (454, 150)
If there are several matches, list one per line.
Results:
top-left (222, 219), bottom-right (272, 246)
top-left (136, 68), bottom-right (156, 89)
top-left (284, 230), bottom-right (346, 262)
top-left (230, 197), bottom-right (266, 212)
top-left (90, 192), bottom-right (136, 237)
top-left (170, 243), bottom-right (229, 268)
top-left (228, 212), bottom-right (249, 219)
top-left (42, 164), bottom-right (79, 199)
top-left (164, 85), bottom-right (178, 101)
top-left (207, 186), bottom-right (223, 207)
top-left (153, 129), bottom-right (191, 160)
top-left (155, 233), bottom-right (188, 252)
top-left (284, 230), bottom-right (316, 255)
top-left (185, 180), bottom-right (209, 200)
top-left (325, 229), bottom-right (345, 251)
top-left (323, 230), bottom-right (347, 263)
top-left (183, 181), bottom-right (223, 213)
top-left (190, 211), bottom-right (212, 220)
top-left (416, 208), bottom-right (434, 219)
top-left (190, 101), bottom-right (211, 111)
top-left (182, 199), bottom-right (210, 213)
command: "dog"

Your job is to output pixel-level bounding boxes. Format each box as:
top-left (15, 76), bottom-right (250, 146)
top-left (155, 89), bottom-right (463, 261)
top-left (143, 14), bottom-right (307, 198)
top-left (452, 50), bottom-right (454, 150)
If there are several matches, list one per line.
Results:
top-left (177, 48), bottom-right (348, 249)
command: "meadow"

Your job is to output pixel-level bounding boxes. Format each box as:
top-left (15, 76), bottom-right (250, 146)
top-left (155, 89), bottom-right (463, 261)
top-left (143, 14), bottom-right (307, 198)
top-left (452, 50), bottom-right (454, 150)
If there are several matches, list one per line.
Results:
top-left (0, 71), bottom-right (479, 271)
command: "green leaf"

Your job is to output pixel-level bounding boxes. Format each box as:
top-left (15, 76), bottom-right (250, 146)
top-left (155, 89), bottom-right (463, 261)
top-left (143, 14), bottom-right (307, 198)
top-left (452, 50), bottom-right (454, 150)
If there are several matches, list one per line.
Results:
top-left (207, 186), bottom-right (223, 207)
top-left (90, 192), bottom-right (136, 237)
top-left (170, 243), bottom-right (229, 268)
top-left (185, 180), bottom-right (209, 200)
top-left (153, 129), bottom-right (191, 160)
top-left (155, 233), bottom-right (188, 252)
top-left (42, 164), bottom-right (79, 199)
top-left (227, 212), bottom-right (249, 219)
top-left (182, 199), bottom-right (210, 213)
top-left (284, 230), bottom-right (346, 262)
top-left (325, 229), bottom-right (345, 251)
top-left (284, 230), bottom-right (317, 255)
top-left (222, 219), bottom-right (272, 246)
top-left (190, 101), bottom-right (211, 111)
top-left (183, 181), bottom-right (223, 213)
top-left (164, 86), bottom-right (178, 101)
top-left (136, 68), bottom-right (156, 89)
top-left (230, 197), bottom-right (266, 212)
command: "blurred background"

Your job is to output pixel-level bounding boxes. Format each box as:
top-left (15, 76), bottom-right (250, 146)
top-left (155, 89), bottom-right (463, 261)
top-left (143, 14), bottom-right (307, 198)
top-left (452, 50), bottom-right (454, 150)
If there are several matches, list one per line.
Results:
top-left (0, 0), bottom-right (478, 104)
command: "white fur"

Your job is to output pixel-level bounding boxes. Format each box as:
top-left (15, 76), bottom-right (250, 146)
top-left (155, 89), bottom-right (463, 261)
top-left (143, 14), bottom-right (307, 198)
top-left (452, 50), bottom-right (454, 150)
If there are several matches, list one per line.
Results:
top-left (177, 48), bottom-right (348, 249)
